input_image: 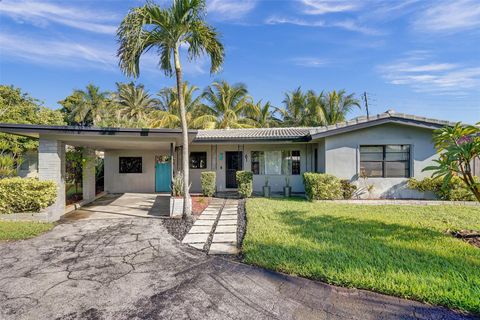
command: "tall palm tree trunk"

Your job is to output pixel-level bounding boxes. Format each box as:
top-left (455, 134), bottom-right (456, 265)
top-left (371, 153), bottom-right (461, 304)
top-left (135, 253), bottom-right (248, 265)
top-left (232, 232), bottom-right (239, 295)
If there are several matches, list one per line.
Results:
top-left (174, 46), bottom-right (192, 217)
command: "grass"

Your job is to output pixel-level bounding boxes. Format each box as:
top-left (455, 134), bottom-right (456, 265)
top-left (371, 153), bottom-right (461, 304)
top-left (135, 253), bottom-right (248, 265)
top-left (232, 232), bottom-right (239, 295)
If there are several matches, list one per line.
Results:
top-left (243, 198), bottom-right (480, 314)
top-left (0, 221), bottom-right (54, 241)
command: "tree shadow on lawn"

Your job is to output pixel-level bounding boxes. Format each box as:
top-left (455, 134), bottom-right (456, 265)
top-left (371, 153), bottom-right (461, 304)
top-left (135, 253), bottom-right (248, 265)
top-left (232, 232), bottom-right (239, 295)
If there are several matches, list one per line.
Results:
top-left (244, 208), bottom-right (480, 313)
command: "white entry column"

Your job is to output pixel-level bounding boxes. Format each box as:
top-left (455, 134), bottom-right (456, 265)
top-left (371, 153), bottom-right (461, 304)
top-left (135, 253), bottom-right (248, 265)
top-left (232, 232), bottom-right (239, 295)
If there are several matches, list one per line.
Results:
top-left (82, 148), bottom-right (96, 202)
top-left (38, 137), bottom-right (66, 221)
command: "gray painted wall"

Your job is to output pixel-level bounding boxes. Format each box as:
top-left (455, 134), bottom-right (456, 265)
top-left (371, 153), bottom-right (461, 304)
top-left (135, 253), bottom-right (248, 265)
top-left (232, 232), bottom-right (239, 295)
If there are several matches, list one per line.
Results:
top-left (323, 123), bottom-right (437, 199)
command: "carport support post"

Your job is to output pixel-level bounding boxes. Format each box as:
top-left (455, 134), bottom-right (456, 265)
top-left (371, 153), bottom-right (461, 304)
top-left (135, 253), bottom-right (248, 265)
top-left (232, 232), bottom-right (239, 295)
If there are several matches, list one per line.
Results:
top-left (38, 138), bottom-right (66, 221)
top-left (170, 142), bottom-right (174, 193)
top-left (82, 148), bottom-right (96, 203)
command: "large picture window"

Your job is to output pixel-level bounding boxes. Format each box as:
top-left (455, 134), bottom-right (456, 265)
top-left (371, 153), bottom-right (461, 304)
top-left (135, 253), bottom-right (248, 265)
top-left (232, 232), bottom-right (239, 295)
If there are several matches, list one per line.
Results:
top-left (360, 145), bottom-right (410, 178)
top-left (190, 152), bottom-right (207, 169)
top-left (251, 150), bottom-right (300, 175)
top-left (119, 157), bottom-right (142, 173)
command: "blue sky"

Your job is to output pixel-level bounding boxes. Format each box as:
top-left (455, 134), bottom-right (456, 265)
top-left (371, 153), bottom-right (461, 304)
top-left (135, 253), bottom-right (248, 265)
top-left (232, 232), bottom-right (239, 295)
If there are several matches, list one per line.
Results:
top-left (0, 0), bottom-right (479, 123)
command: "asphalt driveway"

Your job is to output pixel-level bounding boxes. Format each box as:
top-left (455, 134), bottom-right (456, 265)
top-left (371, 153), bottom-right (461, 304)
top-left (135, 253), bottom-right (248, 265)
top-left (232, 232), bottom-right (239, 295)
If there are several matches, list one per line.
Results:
top-left (0, 218), bottom-right (475, 320)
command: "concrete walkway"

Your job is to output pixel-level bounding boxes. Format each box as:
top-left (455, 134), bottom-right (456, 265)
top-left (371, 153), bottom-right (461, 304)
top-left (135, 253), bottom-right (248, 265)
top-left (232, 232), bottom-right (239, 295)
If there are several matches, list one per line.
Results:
top-left (182, 198), bottom-right (240, 255)
top-left (0, 218), bottom-right (473, 320)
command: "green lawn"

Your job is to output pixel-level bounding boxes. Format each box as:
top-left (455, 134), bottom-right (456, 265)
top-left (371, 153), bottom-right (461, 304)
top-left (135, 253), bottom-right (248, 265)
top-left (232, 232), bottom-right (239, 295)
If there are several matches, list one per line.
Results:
top-left (243, 198), bottom-right (480, 313)
top-left (0, 221), bottom-right (54, 241)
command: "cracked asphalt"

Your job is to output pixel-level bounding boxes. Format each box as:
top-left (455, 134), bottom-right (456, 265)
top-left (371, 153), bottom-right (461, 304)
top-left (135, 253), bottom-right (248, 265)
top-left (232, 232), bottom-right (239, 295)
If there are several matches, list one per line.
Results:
top-left (0, 218), bottom-right (476, 320)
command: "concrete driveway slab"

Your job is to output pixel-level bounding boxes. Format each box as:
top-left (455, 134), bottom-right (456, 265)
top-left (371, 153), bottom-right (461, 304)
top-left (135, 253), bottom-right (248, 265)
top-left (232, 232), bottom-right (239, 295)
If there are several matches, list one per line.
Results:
top-left (0, 218), bottom-right (474, 320)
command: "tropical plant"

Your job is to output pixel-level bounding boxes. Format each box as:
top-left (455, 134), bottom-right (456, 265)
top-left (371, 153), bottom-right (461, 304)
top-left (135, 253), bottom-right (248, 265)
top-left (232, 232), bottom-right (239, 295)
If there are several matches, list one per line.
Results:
top-left (247, 100), bottom-right (281, 128)
top-left (61, 84), bottom-right (110, 126)
top-left (117, 0), bottom-right (224, 217)
top-left (116, 82), bottom-right (158, 123)
top-left (202, 80), bottom-right (254, 129)
top-left (322, 90), bottom-right (361, 124)
top-left (152, 82), bottom-right (215, 129)
top-left (280, 87), bottom-right (309, 127)
top-left (423, 122), bottom-right (480, 202)
top-left (0, 154), bottom-right (16, 178)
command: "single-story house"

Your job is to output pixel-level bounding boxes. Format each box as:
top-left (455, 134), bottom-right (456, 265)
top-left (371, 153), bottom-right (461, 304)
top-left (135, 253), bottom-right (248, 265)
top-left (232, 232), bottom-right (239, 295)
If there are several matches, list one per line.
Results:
top-left (0, 110), bottom-right (473, 220)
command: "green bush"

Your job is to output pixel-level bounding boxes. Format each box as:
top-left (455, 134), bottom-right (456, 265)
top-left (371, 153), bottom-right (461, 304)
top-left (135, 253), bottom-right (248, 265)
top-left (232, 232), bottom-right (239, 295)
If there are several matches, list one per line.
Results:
top-left (340, 179), bottom-right (357, 199)
top-left (407, 176), bottom-right (477, 201)
top-left (0, 178), bottom-right (57, 214)
top-left (303, 173), bottom-right (343, 201)
top-left (201, 171), bottom-right (216, 197)
top-left (236, 171), bottom-right (253, 198)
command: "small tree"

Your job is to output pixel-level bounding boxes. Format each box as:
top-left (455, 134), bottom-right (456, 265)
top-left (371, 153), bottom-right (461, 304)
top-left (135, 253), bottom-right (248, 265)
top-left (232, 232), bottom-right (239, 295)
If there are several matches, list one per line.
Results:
top-left (424, 122), bottom-right (480, 202)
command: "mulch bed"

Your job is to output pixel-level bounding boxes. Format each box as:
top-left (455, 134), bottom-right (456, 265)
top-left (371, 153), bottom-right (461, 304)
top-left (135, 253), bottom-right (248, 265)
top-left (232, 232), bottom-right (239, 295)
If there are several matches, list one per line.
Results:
top-left (162, 196), bottom-right (211, 241)
top-left (450, 230), bottom-right (480, 248)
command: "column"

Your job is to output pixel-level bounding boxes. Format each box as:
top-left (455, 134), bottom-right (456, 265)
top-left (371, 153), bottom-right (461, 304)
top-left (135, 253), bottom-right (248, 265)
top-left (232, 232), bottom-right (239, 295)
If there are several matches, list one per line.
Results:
top-left (82, 148), bottom-right (96, 202)
top-left (38, 138), bottom-right (66, 221)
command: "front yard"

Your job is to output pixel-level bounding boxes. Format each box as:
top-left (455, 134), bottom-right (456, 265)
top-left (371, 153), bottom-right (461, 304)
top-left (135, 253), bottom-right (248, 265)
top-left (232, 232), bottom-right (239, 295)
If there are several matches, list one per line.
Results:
top-left (243, 198), bottom-right (480, 314)
top-left (0, 221), bottom-right (54, 241)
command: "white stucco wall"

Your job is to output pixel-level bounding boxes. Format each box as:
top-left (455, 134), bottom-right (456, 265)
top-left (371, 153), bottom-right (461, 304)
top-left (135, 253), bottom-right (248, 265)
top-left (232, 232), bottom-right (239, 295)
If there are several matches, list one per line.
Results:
top-left (323, 123), bottom-right (438, 199)
top-left (188, 145), bottom-right (213, 193)
top-left (105, 149), bottom-right (169, 193)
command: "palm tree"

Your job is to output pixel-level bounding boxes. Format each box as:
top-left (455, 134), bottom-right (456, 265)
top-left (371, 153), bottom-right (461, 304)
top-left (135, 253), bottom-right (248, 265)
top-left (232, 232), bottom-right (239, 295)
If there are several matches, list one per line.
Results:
top-left (202, 80), bottom-right (254, 129)
top-left (117, 0), bottom-right (224, 217)
top-left (116, 82), bottom-right (158, 123)
top-left (70, 84), bottom-right (109, 126)
top-left (152, 82), bottom-right (215, 129)
top-left (322, 90), bottom-right (361, 124)
top-left (248, 100), bottom-right (281, 128)
top-left (280, 87), bottom-right (309, 127)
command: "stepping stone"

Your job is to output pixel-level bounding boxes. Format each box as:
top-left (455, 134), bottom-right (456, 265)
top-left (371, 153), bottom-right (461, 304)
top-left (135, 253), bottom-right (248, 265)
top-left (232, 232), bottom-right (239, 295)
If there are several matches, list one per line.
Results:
top-left (194, 220), bottom-right (215, 226)
top-left (189, 225), bottom-right (213, 233)
top-left (220, 214), bottom-right (237, 219)
top-left (215, 225), bottom-right (237, 233)
top-left (217, 219), bottom-right (237, 226)
top-left (197, 215), bottom-right (217, 220)
top-left (201, 212), bottom-right (218, 216)
top-left (209, 243), bottom-right (239, 255)
top-left (182, 233), bottom-right (209, 244)
top-left (188, 243), bottom-right (205, 250)
top-left (212, 233), bottom-right (237, 243)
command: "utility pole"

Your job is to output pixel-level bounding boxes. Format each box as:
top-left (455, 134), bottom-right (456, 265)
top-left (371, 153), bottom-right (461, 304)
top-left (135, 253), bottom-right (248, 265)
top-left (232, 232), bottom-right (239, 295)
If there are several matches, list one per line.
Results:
top-left (363, 92), bottom-right (370, 119)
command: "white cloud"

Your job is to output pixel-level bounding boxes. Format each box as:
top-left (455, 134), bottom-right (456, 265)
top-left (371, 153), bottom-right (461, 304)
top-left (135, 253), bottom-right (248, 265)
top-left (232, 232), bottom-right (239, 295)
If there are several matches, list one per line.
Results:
top-left (0, 33), bottom-right (116, 69)
top-left (291, 57), bottom-right (329, 68)
top-left (0, 0), bottom-right (118, 34)
top-left (265, 16), bottom-right (380, 35)
top-left (378, 52), bottom-right (480, 94)
top-left (207, 0), bottom-right (257, 20)
top-left (414, 0), bottom-right (480, 33)
top-left (300, 0), bottom-right (360, 15)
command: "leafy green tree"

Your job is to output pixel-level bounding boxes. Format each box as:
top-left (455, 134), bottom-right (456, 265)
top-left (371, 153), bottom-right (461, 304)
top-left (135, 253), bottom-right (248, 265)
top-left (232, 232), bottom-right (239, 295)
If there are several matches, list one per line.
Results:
top-left (117, 0), bottom-right (224, 217)
top-left (424, 123), bottom-right (480, 202)
top-left (247, 100), bottom-right (281, 128)
top-left (153, 82), bottom-right (215, 129)
top-left (0, 85), bottom-right (64, 172)
top-left (280, 87), bottom-right (309, 127)
top-left (322, 90), bottom-right (361, 124)
top-left (116, 82), bottom-right (158, 124)
top-left (202, 80), bottom-right (254, 129)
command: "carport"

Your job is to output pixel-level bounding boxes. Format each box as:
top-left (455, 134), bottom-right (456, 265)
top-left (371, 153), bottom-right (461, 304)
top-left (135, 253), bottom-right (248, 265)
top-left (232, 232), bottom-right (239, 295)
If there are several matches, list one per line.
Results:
top-left (0, 124), bottom-right (197, 221)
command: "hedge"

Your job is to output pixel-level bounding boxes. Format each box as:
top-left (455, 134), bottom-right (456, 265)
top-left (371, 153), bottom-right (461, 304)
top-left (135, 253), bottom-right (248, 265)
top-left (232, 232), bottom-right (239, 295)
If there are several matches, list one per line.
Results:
top-left (340, 179), bottom-right (357, 199)
top-left (303, 173), bottom-right (343, 200)
top-left (201, 171), bottom-right (216, 197)
top-left (408, 176), bottom-right (477, 201)
top-left (0, 178), bottom-right (57, 214)
top-left (236, 171), bottom-right (253, 198)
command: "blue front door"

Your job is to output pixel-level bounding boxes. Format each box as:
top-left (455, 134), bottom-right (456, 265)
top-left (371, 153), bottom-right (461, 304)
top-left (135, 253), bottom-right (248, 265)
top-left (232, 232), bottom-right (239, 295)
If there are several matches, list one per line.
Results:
top-left (155, 161), bottom-right (171, 192)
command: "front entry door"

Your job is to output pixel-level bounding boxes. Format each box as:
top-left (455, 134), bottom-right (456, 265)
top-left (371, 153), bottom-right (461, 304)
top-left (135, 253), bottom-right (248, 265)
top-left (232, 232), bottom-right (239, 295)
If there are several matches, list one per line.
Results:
top-left (225, 151), bottom-right (243, 188)
top-left (155, 156), bottom-right (171, 192)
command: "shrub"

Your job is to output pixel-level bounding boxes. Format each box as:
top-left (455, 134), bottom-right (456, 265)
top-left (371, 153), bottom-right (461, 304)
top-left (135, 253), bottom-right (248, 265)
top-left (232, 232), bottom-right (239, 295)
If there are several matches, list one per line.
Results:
top-left (0, 178), bottom-right (57, 214)
top-left (340, 179), bottom-right (357, 199)
top-left (407, 176), bottom-right (477, 201)
top-left (236, 171), bottom-right (253, 198)
top-left (201, 171), bottom-right (216, 197)
top-left (303, 173), bottom-right (343, 201)
top-left (172, 172), bottom-right (184, 197)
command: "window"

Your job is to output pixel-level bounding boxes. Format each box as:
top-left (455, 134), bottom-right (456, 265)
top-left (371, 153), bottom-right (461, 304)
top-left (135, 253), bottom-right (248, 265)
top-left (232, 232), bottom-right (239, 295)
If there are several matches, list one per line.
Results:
top-left (251, 150), bottom-right (300, 175)
top-left (190, 152), bottom-right (207, 169)
top-left (119, 157), bottom-right (142, 173)
top-left (360, 145), bottom-right (410, 178)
